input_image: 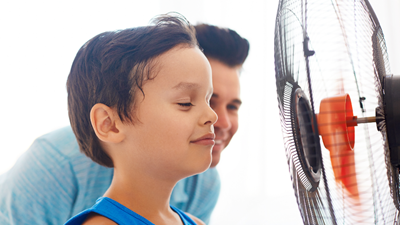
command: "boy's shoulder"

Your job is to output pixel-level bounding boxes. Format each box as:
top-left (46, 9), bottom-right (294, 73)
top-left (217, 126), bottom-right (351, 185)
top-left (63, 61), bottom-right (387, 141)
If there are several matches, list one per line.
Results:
top-left (81, 213), bottom-right (118, 225)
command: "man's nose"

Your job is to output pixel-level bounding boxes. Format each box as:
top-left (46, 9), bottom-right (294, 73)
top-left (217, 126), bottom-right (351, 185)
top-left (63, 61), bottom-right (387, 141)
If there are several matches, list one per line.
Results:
top-left (214, 107), bottom-right (231, 130)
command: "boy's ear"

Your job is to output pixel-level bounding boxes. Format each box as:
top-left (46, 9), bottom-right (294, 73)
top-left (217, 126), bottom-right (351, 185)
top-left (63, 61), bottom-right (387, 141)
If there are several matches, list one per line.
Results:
top-left (90, 103), bottom-right (125, 143)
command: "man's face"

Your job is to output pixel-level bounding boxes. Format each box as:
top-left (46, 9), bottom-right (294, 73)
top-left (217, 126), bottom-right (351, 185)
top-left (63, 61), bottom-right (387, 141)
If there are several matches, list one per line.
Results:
top-left (208, 58), bottom-right (242, 168)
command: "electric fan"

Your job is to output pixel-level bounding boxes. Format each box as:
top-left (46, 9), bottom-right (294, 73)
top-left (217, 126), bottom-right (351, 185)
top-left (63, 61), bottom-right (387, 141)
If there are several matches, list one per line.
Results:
top-left (274, 0), bottom-right (400, 224)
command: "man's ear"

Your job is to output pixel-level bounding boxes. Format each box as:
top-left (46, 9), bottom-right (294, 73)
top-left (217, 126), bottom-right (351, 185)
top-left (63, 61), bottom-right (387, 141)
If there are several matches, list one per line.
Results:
top-left (90, 103), bottom-right (124, 143)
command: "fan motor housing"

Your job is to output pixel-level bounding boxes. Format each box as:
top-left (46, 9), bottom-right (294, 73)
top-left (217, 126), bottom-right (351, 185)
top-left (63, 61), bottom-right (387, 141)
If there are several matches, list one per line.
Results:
top-left (292, 88), bottom-right (322, 191)
top-left (384, 75), bottom-right (400, 167)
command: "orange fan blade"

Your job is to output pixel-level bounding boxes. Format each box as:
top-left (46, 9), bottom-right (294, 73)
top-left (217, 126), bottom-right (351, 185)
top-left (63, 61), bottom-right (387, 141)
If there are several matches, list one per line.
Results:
top-left (317, 94), bottom-right (359, 199)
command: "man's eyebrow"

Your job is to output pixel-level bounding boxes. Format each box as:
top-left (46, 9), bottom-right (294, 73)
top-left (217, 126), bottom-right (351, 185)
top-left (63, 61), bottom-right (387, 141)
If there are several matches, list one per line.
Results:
top-left (233, 99), bottom-right (242, 105)
top-left (172, 82), bottom-right (200, 90)
top-left (212, 94), bottom-right (242, 105)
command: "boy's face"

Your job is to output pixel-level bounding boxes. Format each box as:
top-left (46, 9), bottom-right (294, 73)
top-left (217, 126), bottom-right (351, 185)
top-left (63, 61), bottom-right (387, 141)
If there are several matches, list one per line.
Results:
top-left (120, 46), bottom-right (217, 180)
top-left (208, 58), bottom-right (241, 168)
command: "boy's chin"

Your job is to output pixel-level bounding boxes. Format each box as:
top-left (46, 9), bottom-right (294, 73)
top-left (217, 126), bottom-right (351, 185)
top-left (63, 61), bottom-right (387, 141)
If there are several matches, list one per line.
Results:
top-left (199, 158), bottom-right (213, 173)
top-left (185, 158), bottom-right (213, 177)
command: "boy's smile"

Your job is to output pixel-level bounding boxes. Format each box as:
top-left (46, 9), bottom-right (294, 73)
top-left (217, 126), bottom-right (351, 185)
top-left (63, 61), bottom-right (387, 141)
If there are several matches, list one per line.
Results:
top-left (190, 133), bottom-right (215, 145)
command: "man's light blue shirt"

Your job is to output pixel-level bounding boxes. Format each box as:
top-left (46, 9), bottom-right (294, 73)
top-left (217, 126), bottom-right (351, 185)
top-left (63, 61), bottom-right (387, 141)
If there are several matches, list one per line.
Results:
top-left (0, 126), bottom-right (220, 224)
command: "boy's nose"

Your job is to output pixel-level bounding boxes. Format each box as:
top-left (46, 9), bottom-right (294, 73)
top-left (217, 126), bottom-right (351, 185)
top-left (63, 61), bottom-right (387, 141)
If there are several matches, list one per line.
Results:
top-left (204, 105), bottom-right (218, 126)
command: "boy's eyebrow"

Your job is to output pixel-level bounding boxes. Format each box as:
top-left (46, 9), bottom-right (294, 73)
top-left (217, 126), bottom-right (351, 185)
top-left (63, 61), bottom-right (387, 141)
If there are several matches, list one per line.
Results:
top-left (212, 93), bottom-right (242, 105)
top-left (173, 82), bottom-right (200, 90)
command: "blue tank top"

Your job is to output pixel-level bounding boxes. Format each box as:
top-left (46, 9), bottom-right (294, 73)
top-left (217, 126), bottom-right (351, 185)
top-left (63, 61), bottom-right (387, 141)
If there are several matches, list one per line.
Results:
top-left (64, 197), bottom-right (197, 225)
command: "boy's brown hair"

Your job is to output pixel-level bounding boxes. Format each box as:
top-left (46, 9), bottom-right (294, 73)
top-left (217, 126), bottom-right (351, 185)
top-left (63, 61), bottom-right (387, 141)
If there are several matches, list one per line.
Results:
top-left (67, 14), bottom-right (198, 167)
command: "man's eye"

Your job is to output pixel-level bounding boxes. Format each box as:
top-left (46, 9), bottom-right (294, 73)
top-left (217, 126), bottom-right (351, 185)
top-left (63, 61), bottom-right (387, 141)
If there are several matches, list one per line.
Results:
top-left (209, 100), bottom-right (215, 108)
top-left (178, 103), bottom-right (194, 107)
top-left (227, 104), bottom-right (239, 110)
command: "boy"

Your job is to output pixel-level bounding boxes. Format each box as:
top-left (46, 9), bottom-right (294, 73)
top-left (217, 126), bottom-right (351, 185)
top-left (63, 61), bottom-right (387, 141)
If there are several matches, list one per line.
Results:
top-left (64, 15), bottom-right (217, 224)
top-left (0, 23), bottom-right (249, 225)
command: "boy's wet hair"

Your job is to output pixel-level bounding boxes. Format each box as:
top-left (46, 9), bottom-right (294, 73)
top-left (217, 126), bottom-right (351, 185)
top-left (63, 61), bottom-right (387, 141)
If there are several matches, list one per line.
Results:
top-left (194, 24), bottom-right (249, 67)
top-left (67, 14), bottom-right (198, 167)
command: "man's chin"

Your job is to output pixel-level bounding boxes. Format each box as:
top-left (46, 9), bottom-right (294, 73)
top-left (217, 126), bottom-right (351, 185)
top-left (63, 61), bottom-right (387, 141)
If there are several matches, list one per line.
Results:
top-left (210, 150), bottom-right (222, 167)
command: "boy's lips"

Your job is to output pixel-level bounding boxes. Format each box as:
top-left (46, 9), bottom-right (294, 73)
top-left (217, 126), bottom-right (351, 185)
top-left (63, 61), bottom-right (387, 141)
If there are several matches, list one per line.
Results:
top-left (191, 133), bottom-right (215, 145)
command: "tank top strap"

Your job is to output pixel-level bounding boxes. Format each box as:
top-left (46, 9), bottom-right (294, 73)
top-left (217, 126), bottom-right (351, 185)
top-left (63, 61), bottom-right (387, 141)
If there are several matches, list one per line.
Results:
top-left (170, 205), bottom-right (197, 225)
top-left (65, 197), bottom-right (197, 225)
top-left (90, 197), bottom-right (155, 225)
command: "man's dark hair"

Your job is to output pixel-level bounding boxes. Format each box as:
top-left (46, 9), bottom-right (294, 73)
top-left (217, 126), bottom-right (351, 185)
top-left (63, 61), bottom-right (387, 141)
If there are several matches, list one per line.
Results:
top-left (194, 24), bottom-right (249, 67)
top-left (67, 14), bottom-right (197, 167)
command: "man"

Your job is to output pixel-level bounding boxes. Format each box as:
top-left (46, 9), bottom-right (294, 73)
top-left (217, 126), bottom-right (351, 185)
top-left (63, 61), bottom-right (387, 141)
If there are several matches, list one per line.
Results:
top-left (0, 23), bottom-right (249, 225)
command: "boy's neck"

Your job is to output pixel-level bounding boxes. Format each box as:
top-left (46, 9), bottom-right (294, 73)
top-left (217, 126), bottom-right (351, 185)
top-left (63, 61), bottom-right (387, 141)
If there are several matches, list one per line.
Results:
top-left (103, 167), bottom-right (182, 224)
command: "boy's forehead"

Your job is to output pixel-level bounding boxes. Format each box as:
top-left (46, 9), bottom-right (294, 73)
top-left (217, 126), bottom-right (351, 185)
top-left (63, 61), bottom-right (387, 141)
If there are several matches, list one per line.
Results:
top-left (173, 82), bottom-right (200, 90)
top-left (142, 46), bottom-right (211, 89)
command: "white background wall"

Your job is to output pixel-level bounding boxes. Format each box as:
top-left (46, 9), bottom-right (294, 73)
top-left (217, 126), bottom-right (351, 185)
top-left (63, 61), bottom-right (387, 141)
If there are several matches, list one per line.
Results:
top-left (0, 0), bottom-right (398, 224)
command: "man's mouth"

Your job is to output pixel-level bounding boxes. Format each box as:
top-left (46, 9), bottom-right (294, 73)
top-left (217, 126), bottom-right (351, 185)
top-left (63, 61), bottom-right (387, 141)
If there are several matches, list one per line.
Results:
top-left (215, 139), bottom-right (223, 145)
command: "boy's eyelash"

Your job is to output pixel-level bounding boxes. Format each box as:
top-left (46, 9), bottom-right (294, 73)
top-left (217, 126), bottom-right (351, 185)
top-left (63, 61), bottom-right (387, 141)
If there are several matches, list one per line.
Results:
top-left (178, 103), bottom-right (194, 107)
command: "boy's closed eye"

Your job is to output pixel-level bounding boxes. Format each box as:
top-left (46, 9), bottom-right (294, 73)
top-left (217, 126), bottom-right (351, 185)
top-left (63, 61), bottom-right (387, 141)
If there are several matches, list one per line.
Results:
top-left (178, 102), bottom-right (194, 107)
